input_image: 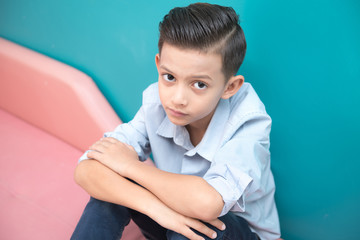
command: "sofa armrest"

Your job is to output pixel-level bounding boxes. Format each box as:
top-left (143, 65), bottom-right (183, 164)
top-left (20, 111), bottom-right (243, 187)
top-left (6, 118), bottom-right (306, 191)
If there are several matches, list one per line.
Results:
top-left (0, 37), bottom-right (121, 151)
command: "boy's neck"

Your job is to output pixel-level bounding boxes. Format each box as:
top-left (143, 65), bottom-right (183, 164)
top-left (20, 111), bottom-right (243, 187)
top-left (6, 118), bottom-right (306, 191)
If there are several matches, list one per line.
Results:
top-left (186, 124), bottom-right (207, 147)
top-left (185, 109), bottom-right (215, 147)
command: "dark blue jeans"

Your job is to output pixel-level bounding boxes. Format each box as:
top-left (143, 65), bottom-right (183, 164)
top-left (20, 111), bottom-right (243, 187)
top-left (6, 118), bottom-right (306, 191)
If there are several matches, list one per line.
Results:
top-left (71, 197), bottom-right (259, 240)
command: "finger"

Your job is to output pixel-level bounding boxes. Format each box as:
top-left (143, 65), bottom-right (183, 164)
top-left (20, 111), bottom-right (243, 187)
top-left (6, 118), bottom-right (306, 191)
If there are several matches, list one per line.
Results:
top-left (90, 139), bottom-right (113, 150)
top-left (87, 150), bottom-right (102, 160)
top-left (89, 142), bottom-right (108, 153)
top-left (205, 218), bottom-right (226, 231)
top-left (179, 227), bottom-right (205, 240)
top-left (97, 139), bottom-right (113, 147)
top-left (186, 219), bottom-right (217, 239)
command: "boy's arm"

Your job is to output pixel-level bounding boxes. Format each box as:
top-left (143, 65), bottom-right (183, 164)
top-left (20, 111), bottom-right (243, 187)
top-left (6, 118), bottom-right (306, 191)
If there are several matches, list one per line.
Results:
top-left (88, 138), bottom-right (224, 221)
top-left (74, 159), bottom-right (223, 240)
top-left (126, 161), bottom-right (224, 221)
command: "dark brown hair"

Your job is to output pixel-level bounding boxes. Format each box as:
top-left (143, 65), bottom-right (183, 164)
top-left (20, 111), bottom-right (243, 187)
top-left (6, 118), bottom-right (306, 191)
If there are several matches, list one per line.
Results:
top-left (158, 3), bottom-right (247, 80)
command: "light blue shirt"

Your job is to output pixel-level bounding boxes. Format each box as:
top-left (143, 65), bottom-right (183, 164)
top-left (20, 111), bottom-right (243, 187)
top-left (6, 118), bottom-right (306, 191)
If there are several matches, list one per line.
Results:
top-left (79, 82), bottom-right (280, 239)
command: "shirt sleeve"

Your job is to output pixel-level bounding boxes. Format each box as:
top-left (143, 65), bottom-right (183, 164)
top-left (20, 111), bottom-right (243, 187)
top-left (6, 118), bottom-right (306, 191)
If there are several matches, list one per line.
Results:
top-left (203, 113), bottom-right (272, 216)
top-left (78, 106), bottom-right (151, 163)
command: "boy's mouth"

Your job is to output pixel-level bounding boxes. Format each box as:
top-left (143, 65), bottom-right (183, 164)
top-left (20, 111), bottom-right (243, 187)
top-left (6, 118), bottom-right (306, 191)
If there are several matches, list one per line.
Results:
top-left (168, 108), bottom-right (187, 117)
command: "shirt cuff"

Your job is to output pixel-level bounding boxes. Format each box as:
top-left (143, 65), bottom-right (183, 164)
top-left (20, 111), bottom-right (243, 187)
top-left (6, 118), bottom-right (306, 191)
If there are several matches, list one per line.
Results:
top-left (78, 150), bottom-right (92, 163)
top-left (205, 165), bottom-right (253, 216)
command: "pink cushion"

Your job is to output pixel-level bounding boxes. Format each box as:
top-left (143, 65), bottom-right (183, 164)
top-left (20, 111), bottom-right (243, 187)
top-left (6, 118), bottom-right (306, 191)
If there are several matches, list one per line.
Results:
top-left (0, 108), bottom-right (86, 239)
top-left (0, 109), bottom-right (144, 239)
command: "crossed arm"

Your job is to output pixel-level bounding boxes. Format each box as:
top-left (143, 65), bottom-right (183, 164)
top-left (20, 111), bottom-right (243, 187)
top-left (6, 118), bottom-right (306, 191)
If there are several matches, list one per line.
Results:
top-left (74, 137), bottom-right (225, 240)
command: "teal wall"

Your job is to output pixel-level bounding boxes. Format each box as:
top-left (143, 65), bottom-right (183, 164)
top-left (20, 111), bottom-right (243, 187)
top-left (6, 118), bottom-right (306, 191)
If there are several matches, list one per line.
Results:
top-left (1, 0), bottom-right (359, 239)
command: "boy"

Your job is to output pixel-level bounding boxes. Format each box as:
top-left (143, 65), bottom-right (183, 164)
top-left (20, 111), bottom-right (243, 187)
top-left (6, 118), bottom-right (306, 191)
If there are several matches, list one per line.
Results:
top-left (72, 3), bottom-right (280, 240)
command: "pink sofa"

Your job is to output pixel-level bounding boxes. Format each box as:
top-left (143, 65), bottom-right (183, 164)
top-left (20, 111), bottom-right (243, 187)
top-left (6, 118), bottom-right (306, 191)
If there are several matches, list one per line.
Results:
top-left (0, 37), bottom-right (145, 239)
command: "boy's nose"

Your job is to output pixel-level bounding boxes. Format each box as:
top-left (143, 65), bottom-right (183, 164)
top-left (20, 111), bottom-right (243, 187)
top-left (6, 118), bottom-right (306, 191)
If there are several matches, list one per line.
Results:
top-left (171, 87), bottom-right (188, 107)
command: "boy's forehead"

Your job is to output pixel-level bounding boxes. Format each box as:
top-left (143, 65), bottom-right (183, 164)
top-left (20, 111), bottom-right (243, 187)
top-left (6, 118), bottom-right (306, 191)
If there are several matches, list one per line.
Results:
top-left (159, 43), bottom-right (225, 79)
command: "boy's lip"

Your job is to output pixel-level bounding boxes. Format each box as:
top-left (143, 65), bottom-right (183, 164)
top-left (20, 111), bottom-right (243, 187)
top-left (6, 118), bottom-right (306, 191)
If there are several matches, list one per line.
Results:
top-left (167, 107), bottom-right (187, 117)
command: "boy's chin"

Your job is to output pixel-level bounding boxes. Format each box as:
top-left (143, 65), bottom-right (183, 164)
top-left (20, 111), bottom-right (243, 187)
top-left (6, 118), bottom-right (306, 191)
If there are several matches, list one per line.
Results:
top-left (167, 117), bottom-right (189, 126)
top-left (169, 120), bottom-right (188, 127)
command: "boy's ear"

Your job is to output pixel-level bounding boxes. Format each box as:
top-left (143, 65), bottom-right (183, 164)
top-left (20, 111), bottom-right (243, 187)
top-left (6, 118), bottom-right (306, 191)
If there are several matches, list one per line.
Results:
top-left (221, 75), bottom-right (244, 99)
top-left (155, 53), bottom-right (160, 70)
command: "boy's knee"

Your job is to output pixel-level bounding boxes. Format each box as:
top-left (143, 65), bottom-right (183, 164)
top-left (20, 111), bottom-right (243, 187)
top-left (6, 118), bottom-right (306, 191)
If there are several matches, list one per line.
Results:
top-left (71, 197), bottom-right (131, 240)
top-left (87, 197), bottom-right (130, 220)
top-left (82, 197), bottom-right (131, 228)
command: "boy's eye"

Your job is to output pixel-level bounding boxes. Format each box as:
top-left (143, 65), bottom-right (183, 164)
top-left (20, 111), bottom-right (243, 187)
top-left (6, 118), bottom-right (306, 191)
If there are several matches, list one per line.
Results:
top-left (162, 74), bottom-right (175, 82)
top-left (193, 81), bottom-right (207, 90)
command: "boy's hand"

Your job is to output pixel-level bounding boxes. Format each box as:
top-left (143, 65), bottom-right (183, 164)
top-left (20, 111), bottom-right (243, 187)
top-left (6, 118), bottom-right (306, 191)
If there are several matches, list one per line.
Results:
top-left (87, 137), bottom-right (138, 175)
top-left (150, 203), bottom-right (225, 240)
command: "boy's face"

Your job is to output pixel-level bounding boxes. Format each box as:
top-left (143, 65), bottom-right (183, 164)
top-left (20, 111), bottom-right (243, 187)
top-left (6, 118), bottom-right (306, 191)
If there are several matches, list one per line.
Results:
top-left (155, 43), bottom-right (243, 130)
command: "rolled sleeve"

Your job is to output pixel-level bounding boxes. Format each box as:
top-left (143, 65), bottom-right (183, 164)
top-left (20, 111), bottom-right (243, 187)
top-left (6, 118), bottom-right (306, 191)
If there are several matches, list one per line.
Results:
top-left (203, 115), bottom-right (271, 216)
top-left (78, 150), bottom-right (91, 163)
top-left (204, 162), bottom-right (253, 216)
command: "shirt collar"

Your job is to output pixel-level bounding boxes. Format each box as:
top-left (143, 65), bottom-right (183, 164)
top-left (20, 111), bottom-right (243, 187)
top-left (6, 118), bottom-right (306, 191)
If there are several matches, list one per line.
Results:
top-left (156, 116), bottom-right (194, 150)
top-left (156, 99), bottom-right (230, 161)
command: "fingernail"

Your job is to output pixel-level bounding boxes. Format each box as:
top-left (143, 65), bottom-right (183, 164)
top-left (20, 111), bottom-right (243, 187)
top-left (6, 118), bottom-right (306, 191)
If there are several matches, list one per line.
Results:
top-left (212, 232), bottom-right (217, 238)
top-left (222, 224), bottom-right (226, 230)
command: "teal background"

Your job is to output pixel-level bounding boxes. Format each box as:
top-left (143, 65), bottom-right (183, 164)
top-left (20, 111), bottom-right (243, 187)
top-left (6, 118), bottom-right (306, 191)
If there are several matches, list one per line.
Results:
top-left (1, 0), bottom-right (359, 239)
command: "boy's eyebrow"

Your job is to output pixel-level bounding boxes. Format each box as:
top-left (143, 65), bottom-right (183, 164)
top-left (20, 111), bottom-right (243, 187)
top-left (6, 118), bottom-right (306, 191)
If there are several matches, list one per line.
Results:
top-left (160, 65), bottom-right (213, 81)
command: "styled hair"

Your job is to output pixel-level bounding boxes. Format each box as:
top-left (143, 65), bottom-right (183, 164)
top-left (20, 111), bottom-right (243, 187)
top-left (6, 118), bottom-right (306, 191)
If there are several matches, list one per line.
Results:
top-left (158, 3), bottom-right (247, 80)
